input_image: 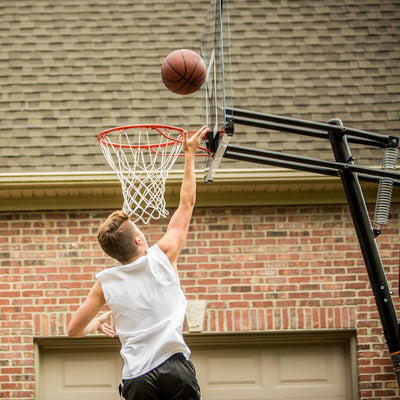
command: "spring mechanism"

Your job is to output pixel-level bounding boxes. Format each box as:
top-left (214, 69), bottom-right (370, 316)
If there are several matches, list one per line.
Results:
top-left (374, 146), bottom-right (398, 229)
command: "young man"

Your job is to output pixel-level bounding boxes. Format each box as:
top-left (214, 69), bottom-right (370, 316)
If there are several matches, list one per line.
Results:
top-left (67, 126), bottom-right (209, 400)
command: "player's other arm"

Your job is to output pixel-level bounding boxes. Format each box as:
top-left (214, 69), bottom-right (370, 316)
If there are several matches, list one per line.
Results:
top-left (67, 281), bottom-right (114, 338)
top-left (157, 126), bottom-right (209, 270)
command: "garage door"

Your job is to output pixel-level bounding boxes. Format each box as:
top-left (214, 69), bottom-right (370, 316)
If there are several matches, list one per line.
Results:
top-left (38, 333), bottom-right (357, 400)
top-left (190, 341), bottom-right (354, 400)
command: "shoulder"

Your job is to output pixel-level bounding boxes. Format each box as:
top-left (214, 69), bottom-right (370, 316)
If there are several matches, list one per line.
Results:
top-left (149, 244), bottom-right (178, 276)
top-left (148, 244), bottom-right (170, 264)
top-left (87, 280), bottom-right (106, 305)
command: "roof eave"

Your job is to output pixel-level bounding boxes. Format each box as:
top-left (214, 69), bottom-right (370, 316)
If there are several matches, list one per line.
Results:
top-left (0, 168), bottom-right (391, 211)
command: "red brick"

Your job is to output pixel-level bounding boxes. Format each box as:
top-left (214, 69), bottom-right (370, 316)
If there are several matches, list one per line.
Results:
top-left (0, 204), bottom-right (399, 398)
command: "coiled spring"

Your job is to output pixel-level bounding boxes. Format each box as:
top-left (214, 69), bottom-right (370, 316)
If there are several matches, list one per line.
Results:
top-left (374, 146), bottom-right (398, 228)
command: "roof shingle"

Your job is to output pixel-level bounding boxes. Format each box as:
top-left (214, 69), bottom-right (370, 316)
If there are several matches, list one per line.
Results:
top-left (0, 0), bottom-right (399, 173)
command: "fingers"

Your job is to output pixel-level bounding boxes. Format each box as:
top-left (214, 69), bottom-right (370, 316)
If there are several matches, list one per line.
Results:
top-left (185, 126), bottom-right (209, 140)
top-left (101, 323), bottom-right (115, 338)
top-left (99, 310), bottom-right (112, 323)
top-left (104, 324), bottom-right (114, 337)
top-left (96, 311), bottom-right (115, 337)
top-left (182, 130), bottom-right (188, 146)
top-left (193, 125), bottom-right (209, 140)
top-left (187, 126), bottom-right (209, 145)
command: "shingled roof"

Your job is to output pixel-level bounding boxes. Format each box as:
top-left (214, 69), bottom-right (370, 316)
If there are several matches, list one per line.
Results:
top-left (1, 0), bottom-right (399, 174)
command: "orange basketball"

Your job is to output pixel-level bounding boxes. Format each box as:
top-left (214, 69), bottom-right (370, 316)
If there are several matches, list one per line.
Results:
top-left (161, 49), bottom-right (207, 95)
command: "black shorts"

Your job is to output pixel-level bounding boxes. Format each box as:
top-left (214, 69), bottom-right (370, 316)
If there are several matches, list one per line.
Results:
top-left (120, 353), bottom-right (202, 400)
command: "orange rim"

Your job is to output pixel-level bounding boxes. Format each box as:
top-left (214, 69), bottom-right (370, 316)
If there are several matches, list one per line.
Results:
top-left (97, 124), bottom-right (210, 156)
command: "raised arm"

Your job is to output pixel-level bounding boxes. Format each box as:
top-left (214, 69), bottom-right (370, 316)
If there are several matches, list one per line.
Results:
top-left (157, 126), bottom-right (209, 270)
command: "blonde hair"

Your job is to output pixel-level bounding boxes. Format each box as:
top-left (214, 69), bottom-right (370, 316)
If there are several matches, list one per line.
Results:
top-left (97, 210), bottom-right (139, 263)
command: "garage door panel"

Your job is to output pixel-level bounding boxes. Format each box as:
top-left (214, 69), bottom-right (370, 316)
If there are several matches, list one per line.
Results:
top-left (277, 350), bottom-right (329, 383)
top-left (63, 357), bottom-right (118, 387)
top-left (191, 342), bottom-right (351, 400)
top-left (270, 343), bottom-right (349, 398)
top-left (40, 349), bottom-right (122, 400)
top-left (206, 349), bottom-right (262, 385)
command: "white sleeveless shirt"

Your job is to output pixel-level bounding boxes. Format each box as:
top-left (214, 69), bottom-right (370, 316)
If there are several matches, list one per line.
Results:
top-left (95, 244), bottom-right (190, 379)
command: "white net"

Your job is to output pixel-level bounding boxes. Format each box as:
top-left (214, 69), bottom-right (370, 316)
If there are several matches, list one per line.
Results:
top-left (98, 125), bottom-right (184, 224)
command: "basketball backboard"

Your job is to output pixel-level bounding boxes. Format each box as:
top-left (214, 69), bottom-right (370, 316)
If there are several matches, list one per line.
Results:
top-left (201, 0), bottom-right (233, 183)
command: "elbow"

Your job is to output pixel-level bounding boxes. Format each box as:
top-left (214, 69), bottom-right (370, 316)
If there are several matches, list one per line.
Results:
top-left (66, 323), bottom-right (81, 338)
top-left (181, 195), bottom-right (196, 209)
top-left (66, 327), bottom-right (76, 338)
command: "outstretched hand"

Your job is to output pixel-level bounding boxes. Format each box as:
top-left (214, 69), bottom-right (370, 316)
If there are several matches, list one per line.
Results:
top-left (182, 125), bottom-right (209, 156)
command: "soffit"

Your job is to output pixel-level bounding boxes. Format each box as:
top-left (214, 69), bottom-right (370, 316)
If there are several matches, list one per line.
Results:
top-left (0, 168), bottom-right (394, 211)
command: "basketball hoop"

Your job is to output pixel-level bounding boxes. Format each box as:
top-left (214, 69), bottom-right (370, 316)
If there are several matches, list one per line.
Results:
top-left (98, 124), bottom-right (210, 224)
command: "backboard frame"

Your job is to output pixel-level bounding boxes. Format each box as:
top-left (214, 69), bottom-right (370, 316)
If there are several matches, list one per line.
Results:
top-left (201, 0), bottom-right (234, 183)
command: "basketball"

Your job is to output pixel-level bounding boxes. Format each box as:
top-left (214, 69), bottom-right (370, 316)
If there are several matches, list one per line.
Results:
top-left (161, 49), bottom-right (207, 95)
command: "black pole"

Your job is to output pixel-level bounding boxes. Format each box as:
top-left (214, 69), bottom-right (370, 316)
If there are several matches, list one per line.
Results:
top-left (327, 118), bottom-right (400, 385)
top-left (218, 106), bottom-right (400, 386)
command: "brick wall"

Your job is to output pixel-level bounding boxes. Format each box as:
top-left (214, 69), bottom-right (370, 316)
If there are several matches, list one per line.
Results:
top-left (1, 204), bottom-right (399, 399)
